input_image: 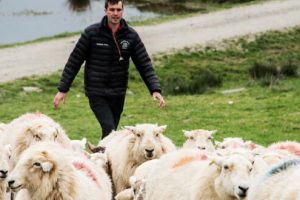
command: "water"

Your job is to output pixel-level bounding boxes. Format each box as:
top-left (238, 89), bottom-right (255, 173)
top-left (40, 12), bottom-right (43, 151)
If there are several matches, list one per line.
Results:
top-left (0, 0), bottom-right (159, 45)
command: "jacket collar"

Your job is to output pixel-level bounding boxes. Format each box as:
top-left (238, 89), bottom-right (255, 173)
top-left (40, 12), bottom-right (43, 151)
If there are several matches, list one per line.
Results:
top-left (100, 16), bottom-right (128, 33)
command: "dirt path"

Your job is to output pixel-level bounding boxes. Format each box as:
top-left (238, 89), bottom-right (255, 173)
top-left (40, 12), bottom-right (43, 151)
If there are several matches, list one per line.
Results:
top-left (1, 0), bottom-right (300, 83)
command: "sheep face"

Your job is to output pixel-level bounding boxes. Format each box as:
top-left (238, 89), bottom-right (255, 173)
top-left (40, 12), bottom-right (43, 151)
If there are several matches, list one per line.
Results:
top-left (183, 129), bottom-right (216, 151)
top-left (7, 148), bottom-right (56, 193)
top-left (13, 119), bottom-right (68, 158)
top-left (0, 145), bottom-right (11, 179)
top-left (125, 124), bottom-right (167, 161)
top-left (214, 154), bottom-right (252, 200)
top-left (216, 137), bottom-right (246, 150)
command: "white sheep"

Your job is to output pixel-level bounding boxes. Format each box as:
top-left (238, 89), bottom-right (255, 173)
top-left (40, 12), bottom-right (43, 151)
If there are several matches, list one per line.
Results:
top-left (248, 159), bottom-right (300, 200)
top-left (0, 113), bottom-right (72, 168)
top-left (268, 140), bottom-right (300, 157)
top-left (115, 159), bottom-right (158, 200)
top-left (0, 145), bottom-right (11, 200)
top-left (0, 123), bottom-right (6, 134)
top-left (89, 152), bottom-right (109, 174)
top-left (182, 129), bottom-right (216, 151)
top-left (216, 137), bottom-right (264, 151)
top-left (7, 141), bottom-right (112, 200)
top-left (97, 123), bottom-right (176, 194)
top-left (144, 149), bottom-right (253, 200)
top-left (71, 137), bottom-right (87, 153)
top-left (215, 137), bottom-right (246, 149)
top-left (250, 148), bottom-right (296, 178)
top-left (115, 188), bottom-right (133, 200)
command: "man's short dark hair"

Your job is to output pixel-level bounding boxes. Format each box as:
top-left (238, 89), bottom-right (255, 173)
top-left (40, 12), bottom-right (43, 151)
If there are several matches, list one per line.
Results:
top-left (105, 0), bottom-right (123, 9)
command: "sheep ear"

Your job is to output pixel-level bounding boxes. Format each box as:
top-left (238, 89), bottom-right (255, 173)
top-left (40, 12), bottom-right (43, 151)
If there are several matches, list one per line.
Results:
top-left (158, 125), bottom-right (167, 133)
top-left (183, 130), bottom-right (191, 138)
top-left (209, 155), bottom-right (222, 167)
top-left (25, 127), bottom-right (34, 135)
top-left (41, 161), bottom-right (53, 172)
top-left (129, 176), bottom-right (137, 186)
top-left (81, 137), bottom-right (87, 145)
top-left (214, 141), bottom-right (221, 148)
top-left (124, 126), bottom-right (136, 133)
top-left (4, 144), bottom-right (12, 154)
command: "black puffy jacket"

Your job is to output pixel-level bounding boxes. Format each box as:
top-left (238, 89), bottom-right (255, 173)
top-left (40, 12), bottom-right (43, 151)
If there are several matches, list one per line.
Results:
top-left (58, 16), bottom-right (161, 97)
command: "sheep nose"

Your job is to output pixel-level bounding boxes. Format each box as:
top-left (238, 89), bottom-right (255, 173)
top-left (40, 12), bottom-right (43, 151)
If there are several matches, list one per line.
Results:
top-left (8, 180), bottom-right (15, 187)
top-left (198, 146), bottom-right (206, 150)
top-left (0, 170), bottom-right (8, 178)
top-left (0, 170), bottom-right (8, 175)
top-left (238, 186), bottom-right (249, 198)
top-left (145, 149), bottom-right (154, 154)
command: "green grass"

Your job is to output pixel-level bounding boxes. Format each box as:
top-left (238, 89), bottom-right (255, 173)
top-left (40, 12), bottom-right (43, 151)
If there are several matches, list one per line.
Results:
top-left (0, 27), bottom-right (299, 147)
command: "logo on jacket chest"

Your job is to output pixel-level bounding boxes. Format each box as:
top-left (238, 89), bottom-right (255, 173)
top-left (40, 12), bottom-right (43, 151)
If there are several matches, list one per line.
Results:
top-left (120, 40), bottom-right (130, 50)
top-left (96, 42), bottom-right (109, 47)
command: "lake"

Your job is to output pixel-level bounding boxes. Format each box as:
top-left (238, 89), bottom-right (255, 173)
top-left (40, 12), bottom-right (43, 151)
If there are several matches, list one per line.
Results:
top-left (0, 0), bottom-right (159, 45)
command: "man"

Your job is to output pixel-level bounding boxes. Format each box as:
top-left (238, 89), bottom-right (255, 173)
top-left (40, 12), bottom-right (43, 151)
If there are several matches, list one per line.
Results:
top-left (53, 0), bottom-right (165, 139)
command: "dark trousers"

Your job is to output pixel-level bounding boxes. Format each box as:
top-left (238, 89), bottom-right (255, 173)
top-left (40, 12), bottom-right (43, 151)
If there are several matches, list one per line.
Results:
top-left (88, 95), bottom-right (125, 139)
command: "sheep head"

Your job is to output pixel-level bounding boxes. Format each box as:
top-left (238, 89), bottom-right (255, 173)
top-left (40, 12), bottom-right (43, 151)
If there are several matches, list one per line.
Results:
top-left (125, 124), bottom-right (167, 161)
top-left (182, 129), bottom-right (216, 151)
top-left (13, 118), bottom-right (69, 162)
top-left (0, 145), bottom-right (11, 180)
top-left (7, 146), bottom-right (57, 193)
top-left (212, 154), bottom-right (253, 200)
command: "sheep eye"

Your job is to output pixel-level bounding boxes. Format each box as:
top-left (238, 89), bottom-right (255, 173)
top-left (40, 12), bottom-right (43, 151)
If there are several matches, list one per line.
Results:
top-left (155, 133), bottom-right (159, 137)
top-left (33, 162), bottom-right (41, 167)
top-left (208, 137), bottom-right (212, 140)
top-left (249, 168), bottom-right (253, 172)
top-left (223, 165), bottom-right (229, 170)
top-left (221, 146), bottom-right (226, 149)
top-left (54, 134), bottom-right (58, 139)
top-left (133, 188), bottom-right (137, 194)
top-left (34, 135), bottom-right (41, 141)
top-left (189, 136), bottom-right (194, 140)
top-left (136, 133), bottom-right (141, 137)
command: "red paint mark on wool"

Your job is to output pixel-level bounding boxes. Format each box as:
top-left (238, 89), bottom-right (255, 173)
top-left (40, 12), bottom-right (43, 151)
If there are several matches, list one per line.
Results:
top-left (22, 112), bottom-right (43, 122)
top-left (275, 144), bottom-right (300, 156)
top-left (248, 143), bottom-right (257, 150)
top-left (72, 161), bottom-right (101, 188)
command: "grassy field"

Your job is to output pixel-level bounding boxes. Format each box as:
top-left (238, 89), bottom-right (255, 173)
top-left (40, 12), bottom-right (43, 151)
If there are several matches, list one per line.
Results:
top-left (0, 27), bottom-right (299, 146)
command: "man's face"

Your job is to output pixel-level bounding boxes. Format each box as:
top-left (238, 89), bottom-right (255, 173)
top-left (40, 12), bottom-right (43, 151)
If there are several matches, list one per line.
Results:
top-left (105, 1), bottom-right (123, 25)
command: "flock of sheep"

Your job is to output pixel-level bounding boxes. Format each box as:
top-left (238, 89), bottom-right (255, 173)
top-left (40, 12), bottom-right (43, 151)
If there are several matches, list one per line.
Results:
top-left (0, 112), bottom-right (299, 200)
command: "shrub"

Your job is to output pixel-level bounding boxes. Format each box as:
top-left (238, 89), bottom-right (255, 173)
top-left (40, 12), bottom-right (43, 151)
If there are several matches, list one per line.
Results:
top-left (161, 68), bottom-right (222, 95)
top-left (249, 59), bottom-right (299, 86)
top-left (281, 60), bottom-right (298, 77)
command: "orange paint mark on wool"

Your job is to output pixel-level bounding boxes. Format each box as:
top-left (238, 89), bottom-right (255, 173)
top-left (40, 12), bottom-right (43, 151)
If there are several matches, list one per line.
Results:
top-left (72, 161), bottom-right (101, 188)
top-left (172, 154), bottom-right (208, 169)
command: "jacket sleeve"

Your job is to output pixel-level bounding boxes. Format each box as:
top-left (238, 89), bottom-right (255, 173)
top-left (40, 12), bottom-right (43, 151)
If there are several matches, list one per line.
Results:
top-left (57, 31), bottom-right (90, 93)
top-left (131, 33), bottom-right (161, 94)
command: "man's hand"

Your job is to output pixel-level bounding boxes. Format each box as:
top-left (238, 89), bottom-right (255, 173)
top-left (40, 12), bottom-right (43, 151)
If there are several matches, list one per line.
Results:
top-left (53, 92), bottom-right (66, 109)
top-left (152, 92), bottom-right (165, 109)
